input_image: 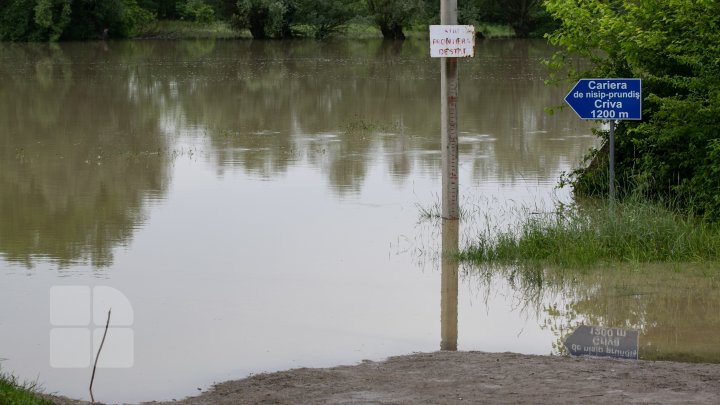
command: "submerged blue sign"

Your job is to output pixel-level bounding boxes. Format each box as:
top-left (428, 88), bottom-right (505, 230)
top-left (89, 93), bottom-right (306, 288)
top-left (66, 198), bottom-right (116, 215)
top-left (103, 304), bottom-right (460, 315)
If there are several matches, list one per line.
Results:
top-left (564, 325), bottom-right (639, 360)
top-left (565, 78), bottom-right (642, 120)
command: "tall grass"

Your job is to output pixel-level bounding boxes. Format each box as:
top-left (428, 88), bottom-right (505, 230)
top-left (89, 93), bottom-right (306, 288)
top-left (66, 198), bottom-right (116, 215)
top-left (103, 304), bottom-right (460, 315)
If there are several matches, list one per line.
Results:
top-left (135, 20), bottom-right (244, 39)
top-left (0, 369), bottom-right (54, 405)
top-left (474, 23), bottom-right (515, 38)
top-left (460, 197), bottom-right (720, 268)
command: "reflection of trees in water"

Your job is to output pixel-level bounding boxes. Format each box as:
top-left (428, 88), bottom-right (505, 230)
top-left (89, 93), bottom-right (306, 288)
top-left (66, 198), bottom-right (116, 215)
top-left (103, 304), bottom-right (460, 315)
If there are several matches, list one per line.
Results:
top-left (466, 263), bottom-right (720, 363)
top-left (160, 38), bottom-right (591, 195)
top-left (460, 39), bottom-right (592, 184)
top-left (0, 38), bottom-right (593, 266)
top-left (0, 43), bottom-right (171, 268)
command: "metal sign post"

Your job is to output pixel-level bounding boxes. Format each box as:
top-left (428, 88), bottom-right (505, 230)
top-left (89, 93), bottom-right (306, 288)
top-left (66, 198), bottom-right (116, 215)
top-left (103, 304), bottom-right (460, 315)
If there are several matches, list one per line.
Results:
top-left (441, 0), bottom-right (459, 219)
top-left (609, 121), bottom-right (616, 200)
top-left (564, 78), bottom-right (642, 201)
top-left (431, 2), bottom-right (475, 219)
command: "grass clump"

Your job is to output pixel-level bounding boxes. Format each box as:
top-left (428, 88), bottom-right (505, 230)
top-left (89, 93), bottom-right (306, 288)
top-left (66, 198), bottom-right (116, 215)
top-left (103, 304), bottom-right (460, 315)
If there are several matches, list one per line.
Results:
top-left (460, 198), bottom-right (720, 268)
top-left (135, 20), bottom-right (245, 39)
top-left (0, 369), bottom-right (54, 405)
top-left (344, 117), bottom-right (403, 135)
top-left (474, 23), bottom-right (515, 38)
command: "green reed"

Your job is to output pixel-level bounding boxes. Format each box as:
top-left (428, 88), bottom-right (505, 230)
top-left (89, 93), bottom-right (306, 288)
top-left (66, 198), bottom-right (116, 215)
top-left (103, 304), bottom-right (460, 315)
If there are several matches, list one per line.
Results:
top-left (460, 198), bottom-right (720, 268)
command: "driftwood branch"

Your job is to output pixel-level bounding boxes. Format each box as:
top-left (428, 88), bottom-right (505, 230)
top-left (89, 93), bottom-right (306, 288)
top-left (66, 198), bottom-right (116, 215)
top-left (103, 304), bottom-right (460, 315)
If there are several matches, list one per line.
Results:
top-left (90, 308), bottom-right (111, 403)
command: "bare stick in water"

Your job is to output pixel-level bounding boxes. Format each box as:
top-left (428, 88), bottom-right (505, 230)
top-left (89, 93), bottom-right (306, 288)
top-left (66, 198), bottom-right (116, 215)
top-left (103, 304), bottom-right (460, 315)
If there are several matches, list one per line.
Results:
top-left (90, 308), bottom-right (111, 403)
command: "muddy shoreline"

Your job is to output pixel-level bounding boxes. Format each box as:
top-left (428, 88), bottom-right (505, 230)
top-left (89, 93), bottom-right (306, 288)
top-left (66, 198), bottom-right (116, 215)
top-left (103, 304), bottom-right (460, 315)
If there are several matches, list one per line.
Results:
top-left (48, 351), bottom-right (720, 404)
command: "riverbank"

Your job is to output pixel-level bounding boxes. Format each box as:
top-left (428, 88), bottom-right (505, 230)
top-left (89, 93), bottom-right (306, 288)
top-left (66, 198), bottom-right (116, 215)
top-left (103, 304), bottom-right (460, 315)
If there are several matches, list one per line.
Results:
top-left (47, 351), bottom-right (720, 404)
top-left (0, 371), bottom-right (54, 405)
top-left (459, 197), bottom-right (720, 268)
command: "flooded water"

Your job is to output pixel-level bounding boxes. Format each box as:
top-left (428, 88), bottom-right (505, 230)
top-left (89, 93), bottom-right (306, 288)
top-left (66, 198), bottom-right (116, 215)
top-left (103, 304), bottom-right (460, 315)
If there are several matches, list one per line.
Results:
top-left (0, 38), bottom-right (717, 404)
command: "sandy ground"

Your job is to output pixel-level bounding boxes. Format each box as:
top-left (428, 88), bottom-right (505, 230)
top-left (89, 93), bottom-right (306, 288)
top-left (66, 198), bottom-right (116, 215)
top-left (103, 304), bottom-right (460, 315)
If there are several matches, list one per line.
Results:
top-left (49, 351), bottom-right (720, 405)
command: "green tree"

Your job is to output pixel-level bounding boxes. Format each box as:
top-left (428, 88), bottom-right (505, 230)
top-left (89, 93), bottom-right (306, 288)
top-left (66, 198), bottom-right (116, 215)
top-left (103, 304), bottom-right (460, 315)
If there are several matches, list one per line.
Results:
top-left (177, 0), bottom-right (215, 24)
top-left (0, 0), bottom-right (155, 40)
top-left (0, 0), bottom-right (74, 41)
top-left (34, 0), bottom-right (72, 41)
top-left (366, 0), bottom-right (423, 40)
top-left (0, 0), bottom-right (43, 41)
top-left (120, 0), bottom-right (156, 37)
top-left (546, 0), bottom-right (720, 220)
top-left (294, 0), bottom-right (362, 38)
top-left (479, 0), bottom-right (550, 37)
top-left (233, 0), bottom-right (295, 38)
top-left (205, 0), bottom-right (237, 20)
top-left (135, 0), bottom-right (179, 18)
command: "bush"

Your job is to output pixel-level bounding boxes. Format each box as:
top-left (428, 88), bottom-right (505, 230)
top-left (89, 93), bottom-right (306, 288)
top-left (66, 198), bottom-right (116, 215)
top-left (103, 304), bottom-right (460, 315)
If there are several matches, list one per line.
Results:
top-left (0, 0), bottom-right (37, 41)
top-left (546, 0), bottom-right (720, 221)
top-left (121, 0), bottom-right (156, 37)
top-left (0, 0), bottom-right (156, 40)
top-left (367, 0), bottom-right (423, 40)
top-left (177, 0), bottom-right (215, 24)
top-left (0, 0), bottom-right (73, 41)
top-left (33, 0), bottom-right (72, 41)
top-left (294, 0), bottom-right (362, 39)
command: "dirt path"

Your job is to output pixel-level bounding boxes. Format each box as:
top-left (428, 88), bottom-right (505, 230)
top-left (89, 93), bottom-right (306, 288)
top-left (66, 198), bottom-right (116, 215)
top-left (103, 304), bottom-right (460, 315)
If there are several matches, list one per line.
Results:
top-left (50, 351), bottom-right (720, 405)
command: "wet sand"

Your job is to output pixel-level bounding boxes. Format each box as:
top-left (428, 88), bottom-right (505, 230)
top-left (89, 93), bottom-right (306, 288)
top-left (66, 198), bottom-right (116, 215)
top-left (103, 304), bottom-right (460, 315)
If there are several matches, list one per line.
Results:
top-left (49, 351), bottom-right (720, 404)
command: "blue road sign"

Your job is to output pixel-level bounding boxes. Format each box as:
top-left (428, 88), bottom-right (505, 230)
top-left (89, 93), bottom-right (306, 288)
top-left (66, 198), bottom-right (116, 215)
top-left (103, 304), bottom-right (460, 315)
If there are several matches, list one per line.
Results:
top-left (564, 78), bottom-right (642, 120)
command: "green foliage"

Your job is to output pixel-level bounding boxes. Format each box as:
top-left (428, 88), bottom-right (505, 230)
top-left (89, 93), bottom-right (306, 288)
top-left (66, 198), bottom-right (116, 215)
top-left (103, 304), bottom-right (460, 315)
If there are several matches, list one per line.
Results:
top-left (120, 0), bottom-right (156, 37)
top-left (366, 0), bottom-right (423, 40)
top-left (294, 0), bottom-right (362, 39)
top-left (450, 0), bottom-right (552, 37)
top-left (0, 369), bottom-right (54, 405)
top-left (33, 0), bottom-right (71, 41)
top-left (136, 0), bottom-right (180, 18)
top-left (135, 19), bottom-right (240, 38)
top-left (0, 0), bottom-right (38, 41)
top-left (62, 0), bottom-right (157, 40)
top-left (63, 0), bottom-right (123, 40)
top-left (0, 0), bottom-right (156, 40)
top-left (177, 0), bottom-right (215, 24)
top-left (481, 0), bottom-right (550, 37)
top-left (233, 0), bottom-right (360, 39)
top-left (203, 0), bottom-right (236, 20)
top-left (460, 198), bottom-right (720, 268)
top-left (233, 0), bottom-right (295, 38)
top-left (546, 0), bottom-right (720, 221)
top-left (0, 0), bottom-right (553, 41)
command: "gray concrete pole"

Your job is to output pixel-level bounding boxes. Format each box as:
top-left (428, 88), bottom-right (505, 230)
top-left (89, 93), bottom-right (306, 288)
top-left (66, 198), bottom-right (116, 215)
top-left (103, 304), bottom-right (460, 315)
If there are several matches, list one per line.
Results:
top-left (441, 0), bottom-right (459, 219)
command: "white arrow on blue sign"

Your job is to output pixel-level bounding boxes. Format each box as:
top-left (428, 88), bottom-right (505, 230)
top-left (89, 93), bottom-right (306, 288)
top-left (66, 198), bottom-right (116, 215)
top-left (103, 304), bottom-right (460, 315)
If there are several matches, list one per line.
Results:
top-left (564, 78), bottom-right (642, 120)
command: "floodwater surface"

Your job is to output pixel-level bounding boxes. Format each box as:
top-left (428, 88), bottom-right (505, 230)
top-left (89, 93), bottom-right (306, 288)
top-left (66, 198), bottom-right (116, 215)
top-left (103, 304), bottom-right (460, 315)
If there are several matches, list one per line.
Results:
top-left (0, 39), bottom-right (717, 404)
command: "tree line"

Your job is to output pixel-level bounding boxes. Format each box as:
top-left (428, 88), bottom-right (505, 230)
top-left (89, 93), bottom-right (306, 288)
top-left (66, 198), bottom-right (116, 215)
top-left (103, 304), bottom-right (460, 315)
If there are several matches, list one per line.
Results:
top-left (0, 0), bottom-right (552, 41)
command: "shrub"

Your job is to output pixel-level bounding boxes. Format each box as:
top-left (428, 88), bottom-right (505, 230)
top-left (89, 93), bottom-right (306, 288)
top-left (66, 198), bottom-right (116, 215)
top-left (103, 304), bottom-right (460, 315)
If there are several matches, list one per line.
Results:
top-left (545, 0), bottom-right (720, 221)
top-left (177, 0), bottom-right (215, 24)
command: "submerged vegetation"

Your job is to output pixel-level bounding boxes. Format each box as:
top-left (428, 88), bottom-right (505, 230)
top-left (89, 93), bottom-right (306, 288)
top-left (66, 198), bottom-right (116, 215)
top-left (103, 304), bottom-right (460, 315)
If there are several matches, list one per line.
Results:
top-left (344, 117), bottom-right (404, 135)
top-left (460, 197), bottom-right (720, 268)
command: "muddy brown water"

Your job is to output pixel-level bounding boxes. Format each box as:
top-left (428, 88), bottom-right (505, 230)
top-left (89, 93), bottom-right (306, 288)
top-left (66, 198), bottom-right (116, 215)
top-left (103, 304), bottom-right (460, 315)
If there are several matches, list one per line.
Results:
top-left (1, 38), bottom-right (717, 404)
